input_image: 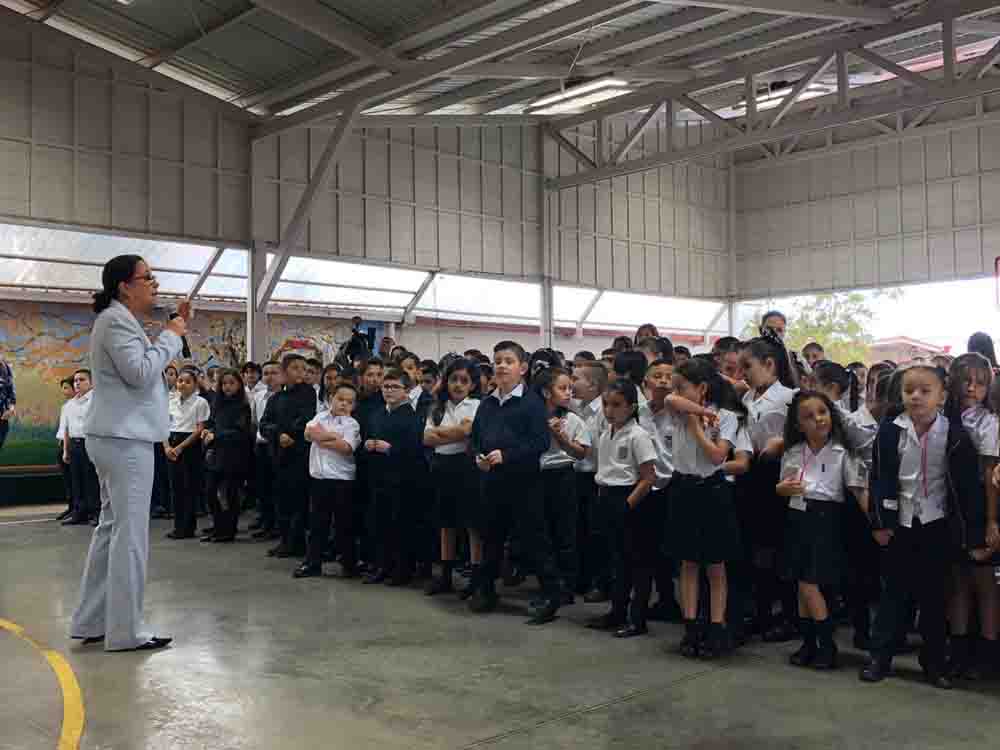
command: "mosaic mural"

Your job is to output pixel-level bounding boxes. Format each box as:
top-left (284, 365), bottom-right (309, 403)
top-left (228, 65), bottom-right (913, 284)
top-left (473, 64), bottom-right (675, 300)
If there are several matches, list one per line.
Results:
top-left (0, 300), bottom-right (383, 469)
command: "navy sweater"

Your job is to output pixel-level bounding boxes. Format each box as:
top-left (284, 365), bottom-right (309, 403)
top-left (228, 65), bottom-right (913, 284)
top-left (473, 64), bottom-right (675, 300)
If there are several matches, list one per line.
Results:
top-left (259, 383), bottom-right (316, 467)
top-left (471, 386), bottom-right (549, 477)
top-left (365, 402), bottom-right (422, 488)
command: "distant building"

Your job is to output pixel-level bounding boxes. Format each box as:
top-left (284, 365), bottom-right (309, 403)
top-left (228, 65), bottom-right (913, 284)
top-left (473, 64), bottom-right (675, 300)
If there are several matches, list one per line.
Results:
top-left (869, 336), bottom-right (950, 364)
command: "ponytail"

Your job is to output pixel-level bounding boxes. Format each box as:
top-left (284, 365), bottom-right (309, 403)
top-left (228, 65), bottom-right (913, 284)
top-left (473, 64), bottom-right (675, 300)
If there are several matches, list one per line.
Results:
top-left (745, 334), bottom-right (796, 389)
top-left (93, 254), bottom-right (143, 314)
top-left (813, 361), bottom-right (861, 412)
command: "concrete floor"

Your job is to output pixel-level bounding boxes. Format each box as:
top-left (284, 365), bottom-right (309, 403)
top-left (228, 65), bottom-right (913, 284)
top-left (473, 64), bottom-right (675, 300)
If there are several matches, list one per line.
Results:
top-left (2, 509), bottom-right (998, 750)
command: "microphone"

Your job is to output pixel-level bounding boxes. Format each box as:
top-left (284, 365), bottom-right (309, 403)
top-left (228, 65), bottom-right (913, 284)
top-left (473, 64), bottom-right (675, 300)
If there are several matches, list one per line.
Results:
top-left (169, 311), bottom-right (192, 359)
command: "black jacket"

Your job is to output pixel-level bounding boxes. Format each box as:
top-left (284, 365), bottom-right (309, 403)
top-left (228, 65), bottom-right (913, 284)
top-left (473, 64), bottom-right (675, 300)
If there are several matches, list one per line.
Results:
top-left (471, 386), bottom-right (548, 477)
top-left (365, 402), bottom-right (422, 488)
top-left (869, 413), bottom-right (986, 550)
top-left (259, 383), bottom-right (316, 467)
top-left (204, 393), bottom-right (252, 476)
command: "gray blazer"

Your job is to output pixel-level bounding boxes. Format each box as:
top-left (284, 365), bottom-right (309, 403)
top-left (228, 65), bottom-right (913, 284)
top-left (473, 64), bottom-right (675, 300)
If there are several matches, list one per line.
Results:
top-left (85, 300), bottom-right (183, 443)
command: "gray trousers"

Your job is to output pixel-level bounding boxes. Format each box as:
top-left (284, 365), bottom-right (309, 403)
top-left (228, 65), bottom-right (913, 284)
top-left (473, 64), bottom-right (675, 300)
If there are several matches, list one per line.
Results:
top-left (69, 437), bottom-right (155, 651)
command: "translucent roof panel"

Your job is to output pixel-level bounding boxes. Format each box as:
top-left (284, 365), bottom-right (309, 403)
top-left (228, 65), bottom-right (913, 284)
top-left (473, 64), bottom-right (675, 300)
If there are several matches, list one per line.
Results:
top-left (279, 256), bottom-right (429, 292)
top-left (416, 274), bottom-right (541, 321)
top-left (213, 249), bottom-right (249, 276)
top-left (586, 292), bottom-right (729, 332)
top-left (271, 283), bottom-right (413, 309)
top-left (553, 285), bottom-right (599, 325)
top-left (0, 222), bottom-right (218, 272)
top-left (0, 257), bottom-right (195, 295)
top-left (199, 276), bottom-right (248, 298)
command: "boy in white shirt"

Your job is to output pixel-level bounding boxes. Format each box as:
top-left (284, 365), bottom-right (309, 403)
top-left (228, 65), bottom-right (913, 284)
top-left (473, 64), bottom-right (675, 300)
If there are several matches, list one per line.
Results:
top-left (56, 377), bottom-right (76, 521)
top-left (62, 370), bottom-right (99, 526)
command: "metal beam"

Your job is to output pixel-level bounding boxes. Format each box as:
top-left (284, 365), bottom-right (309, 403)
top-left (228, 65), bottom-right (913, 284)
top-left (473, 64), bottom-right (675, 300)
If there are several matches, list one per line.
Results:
top-left (851, 47), bottom-right (937, 91)
top-left (836, 50), bottom-right (849, 109)
top-left (577, 289), bottom-right (604, 328)
top-left (612, 102), bottom-right (664, 163)
top-left (646, 0), bottom-right (895, 24)
top-left (403, 271), bottom-right (437, 322)
top-left (572, 7), bottom-right (726, 64)
top-left (702, 302), bottom-right (728, 344)
top-left (550, 0), bottom-right (1000, 131)
top-left (611, 13), bottom-right (775, 69)
top-left (545, 124), bottom-right (597, 170)
top-left (188, 247), bottom-right (225, 300)
top-left (138, 7), bottom-right (260, 69)
top-left (455, 61), bottom-right (694, 81)
top-left (252, 0), bottom-right (405, 73)
top-left (256, 103), bottom-right (361, 310)
top-left (256, 0), bottom-right (641, 138)
top-left (768, 54), bottom-right (834, 127)
top-left (678, 94), bottom-right (742, 134)
top-left (943, 16), bottom-right (956, 83)
top-left (745, 74), bottom-right (757, 128)
top-left (966, 36), bottom-right (1000, 80)
top-left (548, 72), bottom-right (1000, 190)
top-left (404, 80), bottom-right (505, 115)
top-left (676, 18), bottom-right (836, 69)
top-left (26, 0), bottom-right (68, 22)
top-left (470, 81), bottom-right (563, 114)
top-left (956, 18), bottom-right (1000, 35)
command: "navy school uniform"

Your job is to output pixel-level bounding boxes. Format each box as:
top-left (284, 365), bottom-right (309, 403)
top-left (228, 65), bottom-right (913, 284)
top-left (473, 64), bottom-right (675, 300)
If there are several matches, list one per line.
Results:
top-left (426, 397), bottom-right (481, 532)
top-left (366, 400), bottom-right (423, 578)
top-left (575, 396), bottom-right (608, 594)
top-left (471, 384), bottom-right (561, 602)
top-left (203, 394), bottom-right (253, 540)
top-left (355, 390), bottom-right (386, 566)
top-left (867, 412), bottom-right (986, 675)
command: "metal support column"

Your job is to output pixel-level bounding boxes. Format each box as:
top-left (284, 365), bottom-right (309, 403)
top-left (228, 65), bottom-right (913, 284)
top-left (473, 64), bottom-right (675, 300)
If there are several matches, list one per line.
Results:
top-left (247, 242), bottom-right (270, 362)
top-left (540, 127), bottom-right (554, 348)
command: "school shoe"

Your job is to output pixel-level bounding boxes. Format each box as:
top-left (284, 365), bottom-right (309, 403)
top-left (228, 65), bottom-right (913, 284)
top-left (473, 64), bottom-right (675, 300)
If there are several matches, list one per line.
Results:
top-left (583, 587), bottom-right (609, 604)
top-left (267, 543), bottom-right (290, 558)
top-left (917, 653), bottom-right (953, 689)
top-left (56, 509), bottom-right (73, 521)
top-left (677, 620), bottom-right (703, 658)
top-left (526, 599), bottom-right (559, 625)
top-left (858, 658), bottom-right (891, 683)
top-left (127, 637), bottom-right (172, 652)
top-left (585, 612), bottom-right (626, 631)
top-left (251, 527), bottom-right (273, 540)
top-left (293, 563), bottom-right (322, 579)
top-left (200, 527), bottom-right (216, 537)
top-left (614, 623), bottom-right (648, 638)
top-left (947, 634), bottom-right (976, 680)
top-left (812, 641), bottom-right (839, 670)
top-left (699, 623), bottom-right (730, 660)
top-left (363, 568), bottom-right (387, 584)
top-left (469, 589), bottom-right (498, 614)
top-left (790, 619), bottom-right (817, 667)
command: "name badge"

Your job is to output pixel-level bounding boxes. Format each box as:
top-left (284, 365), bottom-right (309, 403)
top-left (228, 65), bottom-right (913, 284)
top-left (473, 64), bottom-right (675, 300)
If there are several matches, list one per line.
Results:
top-left (883, 498), bottom-right (899, 511)
top-left (789, 495), bottom-right (807, 512)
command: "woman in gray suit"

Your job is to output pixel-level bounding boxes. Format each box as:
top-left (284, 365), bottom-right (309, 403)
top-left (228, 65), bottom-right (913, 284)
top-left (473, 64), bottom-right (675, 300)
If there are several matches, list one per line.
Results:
top-left (69, 255), bottom-right (189, 652)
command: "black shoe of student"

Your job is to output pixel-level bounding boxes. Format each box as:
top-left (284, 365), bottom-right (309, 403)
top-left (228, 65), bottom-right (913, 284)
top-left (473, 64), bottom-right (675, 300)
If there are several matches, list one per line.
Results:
top-left (526, 599), bottom-right (559, 625)
top-left (200, 527), bottom-right (216, 537)
top-left (56, 509), bottom-right (73, 521)
top-left (923, 669), bottom-right (954, 690)
top-left (200, 534), bottom-right (216, 543)
top-left (763, 620), bottom-right (799, 643)
top-left (62, 515), bottom-right (89, 526)
top-left (363, 569), bottom-right (387, 585)
top-left (585, 612), bottom-right (626, 631)
top-left (469, 589), bottom-right (498, 614)
top-left (614, 623), bottom-right (648, 638)
top-left (458, 580), bottom-right (477, 601)
top-left (700, 624), bottom-right (730, 660)
top-left (583, 587), bottom-right (609, 604)
top-left (165, 531), bottom-right (195, 540)
top-left (859, 659), bottom-right (891, 683)
top-left (415, 562), bottom-right (433, 580)
top-left (647, 598), bottom-right (683, 623)
top-left (293, 563), bottom-right (322, 579)
top-left (424, 576), bottom-right (453, 596)
top-left (678, 621), bottom-right (703, 658)
top-left (267, 543), bottom-right (289, 558)
top-left (790, 641), bottom-right (817, 667)
top-left (813, 642), bottom-right (839, 670)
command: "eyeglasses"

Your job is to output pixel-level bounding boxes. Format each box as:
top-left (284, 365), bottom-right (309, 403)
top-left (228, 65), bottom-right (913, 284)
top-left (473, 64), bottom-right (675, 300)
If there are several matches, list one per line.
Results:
top-left (130, 272), bottom-right (156, 284)
top-left (381, 383), bottom-right (405, 391)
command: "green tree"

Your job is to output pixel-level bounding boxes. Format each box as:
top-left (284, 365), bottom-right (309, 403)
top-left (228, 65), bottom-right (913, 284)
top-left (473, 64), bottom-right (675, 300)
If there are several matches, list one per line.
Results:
top-left (741, 289), bottom-right (902, 365)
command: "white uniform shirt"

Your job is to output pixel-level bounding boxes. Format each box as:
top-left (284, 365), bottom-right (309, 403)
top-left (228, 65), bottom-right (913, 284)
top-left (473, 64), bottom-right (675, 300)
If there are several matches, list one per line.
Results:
top-left (540, 410), bottom-right (591, 470)
top-left (307, 413), bottom-right (361, 480)
top-left (252, 388), bottom-right (276, 445)
top-left (63, 391), bottom-right (94, 439)
top-left (668, 407), bottom-right (740, 479)
top-left (638, 402), bottom-right (673, 489)
top-left (56, 400), bottom-right (71, 441)
top-left (575, 396), bottom-right (607, 474)
top-left (409, 385), bottom-right (423, 411)
top-left (841, 403), bottom-right (878, 471)
top-left (490, 383), bottom-right (524, 406)
top-left (743, 381), bottom-right (797, 454)
top-left (780, 439), bottom-right (865, 510)
top-left (962, 405), bottom-right (999, 458)
top-left (595, 420), bottom-right (657, 487)
top-left (169, 393), bottom-right (211, 433)
top-left (726, 424), bottom-right (754, 483)
top-left (894, 413), bottom-right (949, 528)
top-left (425, 398), bottom-right (480, 456)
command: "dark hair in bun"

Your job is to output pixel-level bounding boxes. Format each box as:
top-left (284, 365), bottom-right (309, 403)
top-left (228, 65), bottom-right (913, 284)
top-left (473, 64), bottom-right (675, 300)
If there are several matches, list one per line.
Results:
top-left (93, 254), bottom-right (143, 314)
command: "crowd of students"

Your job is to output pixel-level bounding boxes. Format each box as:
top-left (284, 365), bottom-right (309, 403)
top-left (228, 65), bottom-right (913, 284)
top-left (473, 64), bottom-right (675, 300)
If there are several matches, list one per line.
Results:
top-left (54, 313), bottom-right (1000, 690)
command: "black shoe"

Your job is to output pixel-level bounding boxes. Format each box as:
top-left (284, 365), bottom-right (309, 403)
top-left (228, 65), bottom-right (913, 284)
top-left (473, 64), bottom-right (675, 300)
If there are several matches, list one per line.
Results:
top-left (813, 642), bottom-right (839, 670)
top-left (150, 508), bottom-right (169, 519)
top-left (678, 620), bottom-right (703, 658)
top-left (424, 576), bottom-right (453, 596)
top-left (859, 658), bottom-right (891, 683)
top-left (469, 589), bottom-right (498, 613)
top-left (585, 612), bottom-right (625, 631)
top-left (56, 509), bottom-right (73, 521)
top-left (647, 599), bottom-right (683, 623)
top-left (90, 517), bottom-right (99, 526)
top-left (763, 620), bottom-right (799, 643)
top-left (293, 563), bottom-right (322, 579)
top-left (363, 569), bottom-right (387, 584)
top-left (62, 516), bottom-right (89, 526)
top-left (458, 580), bottom-right (477, 600)
top-left (700, 624), bottom-right (730, 660)
top-left (583, 587), bottom-right (609, 604)
top-left (165, 531), bottom-right (195, 540)
top-left (130, 637), bottom-right (172, 652)
top-left (267, 543), bottom-right (290, 558)
top-left (614, 623), bottom-right (648, 638)
top-left (923, 669), bottom-right (954, 690)
top-left (790, 641), bottom-right (817, 667)
top-left (200, 534), bottom-right (216, 543)
top-left (200, 527), bottom-right (215, 537)
top-left (526, 599), bottom-right (559, 625)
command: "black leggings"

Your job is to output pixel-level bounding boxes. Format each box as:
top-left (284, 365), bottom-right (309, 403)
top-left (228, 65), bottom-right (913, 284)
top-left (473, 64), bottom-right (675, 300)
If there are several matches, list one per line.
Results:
top-left (168, 432), bottom-right (203, 535)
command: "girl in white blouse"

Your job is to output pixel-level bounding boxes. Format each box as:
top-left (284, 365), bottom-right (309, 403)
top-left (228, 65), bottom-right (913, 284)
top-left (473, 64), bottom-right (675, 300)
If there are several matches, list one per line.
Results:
top-left (423, 358), bottom-right (481, 597)
top-left (777, 392), bottom-right (866, 671)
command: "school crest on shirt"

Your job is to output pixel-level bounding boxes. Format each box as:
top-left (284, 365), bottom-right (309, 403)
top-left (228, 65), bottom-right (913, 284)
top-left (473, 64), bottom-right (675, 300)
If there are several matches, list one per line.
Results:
top-left (617, 443), bottom-right (629, 461)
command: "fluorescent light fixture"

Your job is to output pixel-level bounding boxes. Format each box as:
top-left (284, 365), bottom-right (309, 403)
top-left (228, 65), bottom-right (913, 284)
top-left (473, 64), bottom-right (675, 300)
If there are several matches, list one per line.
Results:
top-left (528, 87), bottom-right (632, 115)
top-left (527, 77), bottom-right (629, 111)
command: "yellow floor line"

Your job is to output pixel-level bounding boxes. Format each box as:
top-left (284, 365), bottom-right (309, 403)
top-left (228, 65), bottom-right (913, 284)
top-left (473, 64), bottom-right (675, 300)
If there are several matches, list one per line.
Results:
top-left (0, 618), bottom-right (85, 750)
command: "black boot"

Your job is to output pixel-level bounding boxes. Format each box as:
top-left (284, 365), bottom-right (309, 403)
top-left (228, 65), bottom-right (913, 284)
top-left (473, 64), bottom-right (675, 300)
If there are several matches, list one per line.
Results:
top-left (948, 634), bottom-right (972, 679)
top-left (812, 618), bottom-right (838, 670)
top-left (700, 622), bottom-right (729, 660)
top-left (425, 562), bottom-right (454, 596)
top-left (469, 578), bottom-right (498, 613)
top-left (859, 657), bottom-right (891, 683)
top-left (459, 564), bottom-right (481, 600)
top-left (678, 619), bottom-right (702, 658)
top-left (790, 619), bottom-right (817, 667)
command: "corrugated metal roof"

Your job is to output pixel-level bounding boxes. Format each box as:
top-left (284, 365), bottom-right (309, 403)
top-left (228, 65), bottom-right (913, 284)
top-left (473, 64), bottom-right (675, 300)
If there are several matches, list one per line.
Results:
top-left (316, 0), bottom-right (454, 39)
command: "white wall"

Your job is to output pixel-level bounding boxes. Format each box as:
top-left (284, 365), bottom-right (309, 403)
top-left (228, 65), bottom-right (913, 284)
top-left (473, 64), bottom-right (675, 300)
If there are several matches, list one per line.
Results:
top-left (253, 124), bottom-right (543, 277)
top-left (0, 9), bottom-right (253, 246)
top-left (734, 98), bottom-right (1000, 298)
top-left (547, 113), bottom-right (730, 298)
